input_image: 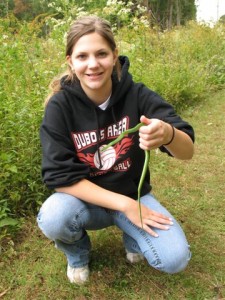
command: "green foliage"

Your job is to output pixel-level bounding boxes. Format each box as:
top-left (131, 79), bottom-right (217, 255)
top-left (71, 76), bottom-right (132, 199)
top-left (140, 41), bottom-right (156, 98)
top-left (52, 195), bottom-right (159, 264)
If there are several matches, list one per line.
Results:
top-left (145, 0), bottom-right (196, 29)
top-left (99, 0), bottom-right (149, 29)
top-left (0, 0), bottom-right (14, 17)
top-left (117, 21), bottom-right (225, 108)
top-left (0, 0), bottom-right (197, 30)
top-left (0, 15), bottom-right (54, 237)
top-left (219, 14), bottom-right (225, 24)
top-left (0, 0), bottom-right (108, 21)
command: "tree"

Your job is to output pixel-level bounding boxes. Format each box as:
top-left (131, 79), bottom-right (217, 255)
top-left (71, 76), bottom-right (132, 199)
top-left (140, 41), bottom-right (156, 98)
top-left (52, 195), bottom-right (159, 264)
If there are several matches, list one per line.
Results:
top-left (146, 0), bottom-right (196, 30)
top-left (13, 0), bottom-right (29, 18)
top-left (0, 0), bottom-right (14, 17)
top-left (219, 14), bottom-right (225, 24)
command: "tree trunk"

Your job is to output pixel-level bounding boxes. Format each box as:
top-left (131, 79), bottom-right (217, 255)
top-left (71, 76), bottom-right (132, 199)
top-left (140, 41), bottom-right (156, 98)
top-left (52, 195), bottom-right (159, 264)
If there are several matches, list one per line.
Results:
top-left (168, 0), bottom-right (173, 29)
top-left (176, 0), bottom-right (181, 26)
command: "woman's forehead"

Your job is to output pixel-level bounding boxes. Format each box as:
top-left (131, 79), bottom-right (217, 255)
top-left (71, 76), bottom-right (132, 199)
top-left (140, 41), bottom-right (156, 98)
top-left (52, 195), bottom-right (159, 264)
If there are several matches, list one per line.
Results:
top-left (72, 32), bottom-right (111, 53)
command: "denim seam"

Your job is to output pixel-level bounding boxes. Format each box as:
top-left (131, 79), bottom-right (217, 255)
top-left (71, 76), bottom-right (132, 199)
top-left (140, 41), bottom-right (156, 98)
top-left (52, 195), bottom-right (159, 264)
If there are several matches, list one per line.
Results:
top-left (70, 207), bottom-right (110, 231)
top-left (70, 207), bottom-right (87, 231)
top-left (109, 210), bottom-right (163, 268)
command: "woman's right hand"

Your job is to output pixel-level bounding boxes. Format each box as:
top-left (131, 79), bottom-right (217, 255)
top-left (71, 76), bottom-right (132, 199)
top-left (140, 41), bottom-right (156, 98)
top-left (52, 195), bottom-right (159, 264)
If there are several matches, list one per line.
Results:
top-left (56, 179), bottom-right (173, 237)
top-left (123, 199), bottom-right (173, 237)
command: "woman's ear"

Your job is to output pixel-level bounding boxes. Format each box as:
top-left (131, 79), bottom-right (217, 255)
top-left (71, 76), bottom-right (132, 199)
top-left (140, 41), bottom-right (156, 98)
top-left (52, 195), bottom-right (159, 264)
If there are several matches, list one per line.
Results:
top-left (66, 55), bottom-right (73, 70)
top-left (113, 48), bottom-right (119, 65)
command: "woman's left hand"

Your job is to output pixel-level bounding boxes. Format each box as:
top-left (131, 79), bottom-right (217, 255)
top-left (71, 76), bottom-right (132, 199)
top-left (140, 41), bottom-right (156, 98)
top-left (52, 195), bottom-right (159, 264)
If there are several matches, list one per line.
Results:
top-left (139, 115), bottom-right (172, 150)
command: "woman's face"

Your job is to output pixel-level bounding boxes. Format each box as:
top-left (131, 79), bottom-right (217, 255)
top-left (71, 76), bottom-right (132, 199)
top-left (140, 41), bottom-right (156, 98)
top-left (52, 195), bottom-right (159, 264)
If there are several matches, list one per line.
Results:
top-left (67, 32), bottom-right (118, 103)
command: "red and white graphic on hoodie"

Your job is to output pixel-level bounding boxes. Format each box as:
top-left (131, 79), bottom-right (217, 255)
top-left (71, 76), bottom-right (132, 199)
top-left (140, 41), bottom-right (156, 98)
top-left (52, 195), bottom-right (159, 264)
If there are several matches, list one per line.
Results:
top-left (72, 117), bottom-right (135, 173)
top-left (77, 137), bottom-right (134, 173)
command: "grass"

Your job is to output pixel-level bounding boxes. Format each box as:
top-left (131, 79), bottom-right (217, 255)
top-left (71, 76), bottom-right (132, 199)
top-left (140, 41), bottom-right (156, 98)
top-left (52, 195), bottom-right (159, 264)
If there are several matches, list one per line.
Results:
top-left (0, 89), bottom-right (225, 299)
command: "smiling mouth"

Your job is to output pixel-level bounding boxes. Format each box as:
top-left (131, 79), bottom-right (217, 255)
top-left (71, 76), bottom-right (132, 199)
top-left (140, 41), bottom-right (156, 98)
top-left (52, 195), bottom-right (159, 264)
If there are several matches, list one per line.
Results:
top-left (87, 72), bottom-right (103, 77)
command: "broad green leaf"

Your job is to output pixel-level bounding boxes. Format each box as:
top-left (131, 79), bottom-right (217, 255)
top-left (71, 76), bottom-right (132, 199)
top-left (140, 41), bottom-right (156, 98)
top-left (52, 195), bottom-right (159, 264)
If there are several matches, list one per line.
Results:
top-left (0, 218), bottom-right (19, 228)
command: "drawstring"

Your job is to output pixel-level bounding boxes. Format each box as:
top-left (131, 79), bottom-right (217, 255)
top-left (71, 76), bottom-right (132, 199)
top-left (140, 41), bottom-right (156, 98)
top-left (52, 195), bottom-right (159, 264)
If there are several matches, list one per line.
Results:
top-left (94, 105), bottom-right (117, 170)
top-left (111, 106), bottom-right (119, 131)
top-left (94, 108), bottom-right (103, 170)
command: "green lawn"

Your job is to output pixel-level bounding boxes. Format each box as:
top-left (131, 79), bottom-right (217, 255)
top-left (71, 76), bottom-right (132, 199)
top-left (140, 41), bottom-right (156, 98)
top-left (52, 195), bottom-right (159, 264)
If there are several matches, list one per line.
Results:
top-left (0, 89), bottom-right (225, 299)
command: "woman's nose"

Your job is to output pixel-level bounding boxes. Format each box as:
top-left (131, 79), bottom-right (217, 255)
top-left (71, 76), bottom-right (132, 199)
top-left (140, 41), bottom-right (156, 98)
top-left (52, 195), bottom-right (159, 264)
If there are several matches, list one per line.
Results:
top-left (88, 56), bottom-right (99, 68)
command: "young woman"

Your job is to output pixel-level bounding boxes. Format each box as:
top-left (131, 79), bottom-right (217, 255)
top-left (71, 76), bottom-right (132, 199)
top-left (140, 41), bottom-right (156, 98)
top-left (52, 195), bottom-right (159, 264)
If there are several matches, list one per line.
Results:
top-left (37, 15), bottom-right (194, 284)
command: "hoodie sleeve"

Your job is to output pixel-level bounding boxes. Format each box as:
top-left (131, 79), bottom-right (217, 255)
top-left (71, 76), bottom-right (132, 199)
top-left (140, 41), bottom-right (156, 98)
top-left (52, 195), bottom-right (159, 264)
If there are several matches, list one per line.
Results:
top-left (138, 85), bottom-right (195, 155)
top-left (40, 95), bottom-right (89, 189)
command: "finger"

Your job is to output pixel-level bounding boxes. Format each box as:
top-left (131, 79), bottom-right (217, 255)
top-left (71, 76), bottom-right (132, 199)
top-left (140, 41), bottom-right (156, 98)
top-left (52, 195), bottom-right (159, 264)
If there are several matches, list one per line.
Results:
top-left (144, 219), bottom-right (171, 230)
top-left (147, 210), bottom-right (173, 221)
top-left (139, 124), bottom-right (154, 135)
top-left (141, 224), bottom-right (159, 238)
top-left (149, 215), bottom-right (174, 225)
top-left (142, 208), bottom-right (172, 221)
top-left (140, 115), bottom-right (151, 125)
top-left (139, 136), bottom-right (160, 148)
top-left (139, 129), bottom-right (154, 137)
top-left (139, 136), bottom-right (151, 148)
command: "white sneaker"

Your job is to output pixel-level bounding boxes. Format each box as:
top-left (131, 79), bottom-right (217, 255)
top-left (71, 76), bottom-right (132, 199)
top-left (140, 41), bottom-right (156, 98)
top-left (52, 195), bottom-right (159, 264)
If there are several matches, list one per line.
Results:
top-left (67, 265), bottom-right (89, 284)
top-left (126, 250), bottom-right (144, 263)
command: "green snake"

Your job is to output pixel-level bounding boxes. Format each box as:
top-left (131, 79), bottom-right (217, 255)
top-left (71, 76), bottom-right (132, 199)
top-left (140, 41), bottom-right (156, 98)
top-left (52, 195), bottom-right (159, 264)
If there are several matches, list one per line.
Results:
top-left (102, 122), bottom-right (150, 227)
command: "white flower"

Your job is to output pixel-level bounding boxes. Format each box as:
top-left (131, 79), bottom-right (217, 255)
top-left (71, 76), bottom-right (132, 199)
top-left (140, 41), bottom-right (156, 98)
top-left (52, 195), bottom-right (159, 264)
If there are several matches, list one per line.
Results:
top-left (56, 7), bottom-right (62, 12)
top-left (48, 2), bottom-right (55, 8)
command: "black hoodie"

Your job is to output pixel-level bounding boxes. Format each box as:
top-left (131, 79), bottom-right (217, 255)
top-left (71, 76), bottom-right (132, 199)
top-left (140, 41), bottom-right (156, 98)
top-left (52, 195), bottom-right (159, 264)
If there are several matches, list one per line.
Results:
top-left (40, 56), bottom-right (194, 199)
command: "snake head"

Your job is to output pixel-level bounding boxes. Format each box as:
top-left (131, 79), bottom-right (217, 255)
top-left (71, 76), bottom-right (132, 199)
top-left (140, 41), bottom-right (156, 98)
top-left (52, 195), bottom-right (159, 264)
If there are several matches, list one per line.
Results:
top-left (101, 144), bottom-right (110, 152)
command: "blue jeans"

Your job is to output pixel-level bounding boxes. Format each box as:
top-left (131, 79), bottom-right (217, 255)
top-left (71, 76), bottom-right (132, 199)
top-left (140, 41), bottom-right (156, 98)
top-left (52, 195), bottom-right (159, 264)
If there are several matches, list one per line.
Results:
top-left (37, 192), bottom-right (191, 273)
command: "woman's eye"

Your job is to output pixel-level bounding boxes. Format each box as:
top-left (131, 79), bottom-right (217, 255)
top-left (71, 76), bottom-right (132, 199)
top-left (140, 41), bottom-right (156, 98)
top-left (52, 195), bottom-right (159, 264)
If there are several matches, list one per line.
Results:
top-left (98, 52), bottom-right (107, 57)
top-left (77, 54), bottom-right (86, 60)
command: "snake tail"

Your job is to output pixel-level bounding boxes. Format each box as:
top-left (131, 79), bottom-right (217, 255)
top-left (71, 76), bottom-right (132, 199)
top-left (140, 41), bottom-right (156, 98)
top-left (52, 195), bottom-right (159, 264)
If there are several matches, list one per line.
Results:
top-left (137, 150), bottom-right (150, 228)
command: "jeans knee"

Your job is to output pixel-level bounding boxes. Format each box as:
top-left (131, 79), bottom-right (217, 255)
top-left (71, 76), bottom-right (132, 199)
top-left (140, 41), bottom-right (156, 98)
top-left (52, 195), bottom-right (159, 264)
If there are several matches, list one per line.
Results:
top-left (37, 198), bottom-right (63, 240)
top-left (165, 251), bottom-right (190, 274)
top-left (162, 252), bottom-right (190, 274)
top-left (37, 193), bottom-right (83, 242)
top-left (145, 245), bottom-right (191, 274)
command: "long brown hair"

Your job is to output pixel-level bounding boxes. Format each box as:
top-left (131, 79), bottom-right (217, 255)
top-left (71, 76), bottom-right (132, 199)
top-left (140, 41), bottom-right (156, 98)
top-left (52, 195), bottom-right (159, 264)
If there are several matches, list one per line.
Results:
top-left (45, 15), bottom-right (121, 105)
